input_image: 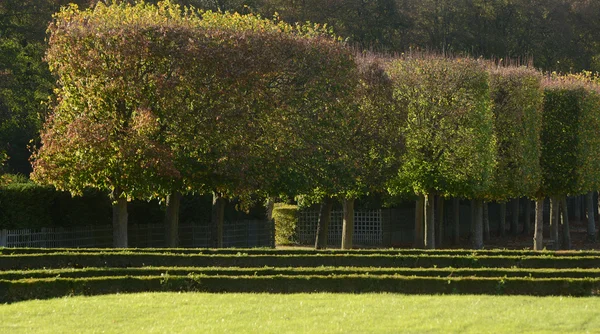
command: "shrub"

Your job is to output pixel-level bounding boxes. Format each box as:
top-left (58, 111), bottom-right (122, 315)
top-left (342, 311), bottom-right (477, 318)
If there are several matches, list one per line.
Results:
top-left (272, 203), bottom-right (298, 245)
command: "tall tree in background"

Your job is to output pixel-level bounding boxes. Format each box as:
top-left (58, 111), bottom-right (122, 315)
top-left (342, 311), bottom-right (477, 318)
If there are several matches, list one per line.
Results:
top-left (539, 74), bottom-right (600, 249)
top-left (487, 66), bottom-right (543, 239)
top-left (387, 56), bottom-right (495, 249)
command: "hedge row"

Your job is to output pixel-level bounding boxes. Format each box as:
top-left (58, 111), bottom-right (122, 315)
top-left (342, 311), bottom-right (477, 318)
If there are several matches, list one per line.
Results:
top-left (3, 248), bottom-right (599, 257)
top-left (2, 275), bottom-right (599, 302)
top-left (0, 185), bottom-right (263, 229)
top-left (2, 253), bottom-right (600, 270)
top-left (3, 266), bottom-right (600, 281)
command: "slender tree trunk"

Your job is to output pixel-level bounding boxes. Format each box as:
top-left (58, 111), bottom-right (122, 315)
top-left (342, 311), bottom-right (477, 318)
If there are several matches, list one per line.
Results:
top-left (111, 188), bottom-right (128, 248)
top-left (483, 202), bottom-right (490, 241)
top-left (533, 199), bottom-right (544, 250)
top-left (524, 199), bottom-right (532, 235)
top-left (511, 198), bottom-right (519, 236)
top-left (315, 196), bottom-right (333, 249)
top-left (470, 199), bottom-right (475, 241)
top-left (597, 191), bottom-right (600, 217)
top-left (586, 191), bottom-right (596, 242)
top-left (453, 198), bottom-right (460, 245)
top-left (415, 195), bottom-right (425, 248)
top-left (265, 197), bottom-right (276, 221)
top-left (560, 196), bottom-right (571, 250)
top-left (499, 202), bottom-right (506, 237)
top-left (574, 195), bottom-right (582, 222)
top-left (424, 193), bottom-right (435, 249)
top-left (436, 196), bottom-right (444, 248)
top-left (165, 190), bottom-right (182, 248)
top-left (211, 192), bottom-right (226, 248)
top-left (550, 196), bottom-right (559, 250)
top-left (472, 199), bottom-right (483, 249)
top-left (341, 197), bottom-right (355, 250)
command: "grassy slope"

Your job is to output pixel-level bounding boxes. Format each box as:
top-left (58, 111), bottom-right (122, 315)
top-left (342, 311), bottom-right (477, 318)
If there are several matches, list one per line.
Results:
top-left (1, 293), bottom-right (599, 333)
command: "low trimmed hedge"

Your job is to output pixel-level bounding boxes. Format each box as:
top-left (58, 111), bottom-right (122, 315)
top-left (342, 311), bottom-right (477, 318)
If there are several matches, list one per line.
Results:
top-left (1, 275), bottom-right (599, 302)
top-left (3, 248), bottom-right (600, 257)
top-left (2, 253), bottom-right (600, 270)
top-left (3, 266), bottom-right (600, 281)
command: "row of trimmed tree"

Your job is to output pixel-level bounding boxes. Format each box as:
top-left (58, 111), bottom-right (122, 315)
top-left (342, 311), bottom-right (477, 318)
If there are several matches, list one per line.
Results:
top-left (31, 1), bottom-right (600, 249)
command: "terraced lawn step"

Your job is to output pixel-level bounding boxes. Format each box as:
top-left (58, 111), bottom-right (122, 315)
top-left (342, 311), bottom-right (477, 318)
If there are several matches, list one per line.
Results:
top-left (2, 253), bottom-right (600, 270)
top-left (3, 266), bottom-right (600, 281)
top-left (2, 275), bottom-right (599, 302)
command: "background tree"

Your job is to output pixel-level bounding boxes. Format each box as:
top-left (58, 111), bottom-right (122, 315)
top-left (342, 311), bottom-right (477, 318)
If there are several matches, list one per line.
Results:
top-left (386, 56), bottom-right (495, 249)
top-left (539, 74), bottom-right (600, 249)
top-left (486, 66), bottom-right (543, 238)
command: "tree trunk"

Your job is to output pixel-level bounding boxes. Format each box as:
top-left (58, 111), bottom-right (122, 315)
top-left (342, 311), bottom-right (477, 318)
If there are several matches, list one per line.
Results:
top-left (211, 192), bottom-right (226, 248)
top-left (597, 191), bottom-right (600, 217)
top-left (315, 196), bottom-right (333, 249)
top-left (472, 199), bottom-right (483, 249)
top-left (483, 201), bottom-right (490, 241)
top-left (424, 193), bottom-right (435, 249)
top-left (560, 196), bottom-right (571, 250)
top-left (574, 195), bottom-right (582, 223)
top-left (112, 190), bottom-right (128, 248)
top-left (341, 197), bottom-right (355, 250)
top-left (533, 199), bottom-right (544, 250)
top-left (550, 196), bottom-right (559, 250)
top-left (470, 199), bottom-right (475, 241)
top-left (415, 195), bottom-right (425, 248)
top-left (165, 190), bottom-right (182, 248)
top-left (524, 199), bottom-right (532, 235)
top-left (453, 198), bottom-right (460, 245)
top-left (586, 191), bottom-right (596, 242)
top-left (511, 198), bottom-right (519, 236)
top-left (436, 196), bottom-right (444, 248)
top-left (499, 202), bottom-right (506, 237)
top-left (265, 197), bottom-right (276, 221)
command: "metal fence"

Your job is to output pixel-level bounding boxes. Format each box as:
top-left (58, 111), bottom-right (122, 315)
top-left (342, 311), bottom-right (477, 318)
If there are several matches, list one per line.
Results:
top-left (296, 209), bottom-right (383, 247)
top-left (0, 219), bottom-right (274, 248)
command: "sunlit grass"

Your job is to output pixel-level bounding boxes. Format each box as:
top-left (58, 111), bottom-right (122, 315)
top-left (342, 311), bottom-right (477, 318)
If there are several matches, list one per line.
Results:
top-left (1, 293), bottom-right (599, 333)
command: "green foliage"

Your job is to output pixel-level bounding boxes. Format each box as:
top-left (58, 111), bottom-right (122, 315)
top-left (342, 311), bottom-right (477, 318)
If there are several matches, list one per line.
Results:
top-left (272, 203), bottom-right (298, 245)
top-left (2, 274), bottom-right (600, 303)
top-left (0, 181), bottom-right (172, 229)
top-left (3, 251), bottom-right (600, 270)
top-left (540, 75), bottom-right (600, 196)
top-left (32, 0), bottom-right (360, 208)
top-left (488, 66), bottom-right (543, 201)
top-left (386, 56), bottom-right (495, 199)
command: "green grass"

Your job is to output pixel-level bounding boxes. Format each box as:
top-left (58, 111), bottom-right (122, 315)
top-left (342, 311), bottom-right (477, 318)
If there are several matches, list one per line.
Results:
top-left (1, 293), bottom-right (599, 333)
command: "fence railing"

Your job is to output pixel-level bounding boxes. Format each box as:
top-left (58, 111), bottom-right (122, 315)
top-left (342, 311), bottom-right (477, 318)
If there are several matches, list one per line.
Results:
top-left (296, 209), bottom-right (383, 246)
top-left (0, 219), bottom-right (274, 248)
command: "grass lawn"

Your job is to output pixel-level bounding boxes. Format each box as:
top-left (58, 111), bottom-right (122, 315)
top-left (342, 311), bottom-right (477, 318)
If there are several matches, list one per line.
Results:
top-left (1, 293), bottom-right (599, 333)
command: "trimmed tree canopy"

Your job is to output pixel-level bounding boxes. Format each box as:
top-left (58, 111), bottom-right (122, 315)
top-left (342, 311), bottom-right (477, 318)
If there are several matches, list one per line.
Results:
top-left (488, 66), bottom-right (543, 201)
top-left (31, 1), bottom-right (359, 202)
top-left (540, 75), bottom-right (600, 197)
top-left (386, 56), bottom-right (495, 199)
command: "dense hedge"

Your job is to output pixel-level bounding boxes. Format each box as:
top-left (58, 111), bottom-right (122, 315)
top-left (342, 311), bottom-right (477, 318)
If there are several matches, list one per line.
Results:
top-left (2, 253), bottom-right (600, 270)
top-left (272, 204), bottom-right (298, 245)
top-left (4, 248), bottom-right (600, 257)
top-left (3, 266), bottom-right (600, 281)
top-left (0, 183), bottom-right (265, 229)
top-left (1, 275), bottom-right (599, 302)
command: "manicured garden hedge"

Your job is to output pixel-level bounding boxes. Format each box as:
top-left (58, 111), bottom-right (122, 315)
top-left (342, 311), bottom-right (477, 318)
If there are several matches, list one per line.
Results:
top-left (3, 248), bottom-right (599, 301)
top-left (1, 275), bottom-right (599, 303)
top-left (2, 252), bottom-right (600, 270)
top-left (3, 247), bottom-right (600, 257)
top-left (3, 266), bottom-right (600, 281)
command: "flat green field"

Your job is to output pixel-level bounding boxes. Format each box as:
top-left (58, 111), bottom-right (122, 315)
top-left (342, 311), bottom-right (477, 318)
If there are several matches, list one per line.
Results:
top-left (1, 293), bottom-right (599, 333)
